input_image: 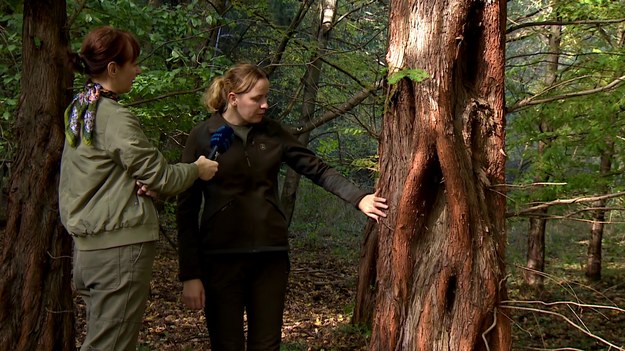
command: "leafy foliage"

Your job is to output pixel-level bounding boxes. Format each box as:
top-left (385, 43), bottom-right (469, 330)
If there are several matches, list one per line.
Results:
top-left (3, 0), bottom-right (625, 349)
top-left (506, 0), bottom-right (625, 220)
top-left (387, 68), bottom-right (429, 85)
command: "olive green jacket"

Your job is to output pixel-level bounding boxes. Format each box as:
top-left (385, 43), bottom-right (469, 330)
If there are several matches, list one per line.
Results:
top-left (59, 97), bottom-right (198, 250)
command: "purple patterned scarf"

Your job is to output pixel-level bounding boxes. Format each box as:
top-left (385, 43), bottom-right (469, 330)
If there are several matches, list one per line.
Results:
top-left (64, 81), bottom-right (119, 147)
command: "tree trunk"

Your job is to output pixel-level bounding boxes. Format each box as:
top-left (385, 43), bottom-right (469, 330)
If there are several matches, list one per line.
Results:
top-left (586, 203), bottom-right (605, 282)
top-left (367, 1), bottom-right (510, 350)
top-left (524, 213), bottom-right (546, 286)
top-left (524, 23), bottom-right (560, 288)
top-left (352, 220), bottom-right (377, 325)
top-left (0, 1), bottom-right (75, 350)
top-left (585, 28), bottom-right (623, 281)
top-left (585, 141), bottom-right (614, 281)
top-left (281, 0), bottom-right (336, 227)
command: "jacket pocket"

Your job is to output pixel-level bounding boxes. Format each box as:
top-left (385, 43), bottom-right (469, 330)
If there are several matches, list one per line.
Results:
top-left (200, 199), bottom-right (240, 248)
top-left (266, 197), bottom-right (287, 222)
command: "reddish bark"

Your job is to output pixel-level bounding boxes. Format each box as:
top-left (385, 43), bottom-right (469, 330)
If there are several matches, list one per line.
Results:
top-left (360, 1), bottom-right (511, 350)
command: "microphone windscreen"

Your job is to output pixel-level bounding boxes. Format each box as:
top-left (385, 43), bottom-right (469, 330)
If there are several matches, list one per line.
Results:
top-left (210, 125), bottom-right (234, 154)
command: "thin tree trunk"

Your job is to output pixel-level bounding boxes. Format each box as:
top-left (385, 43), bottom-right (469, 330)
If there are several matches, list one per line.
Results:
top-left (281, 0), bottom-right (336, 226)
top-left (585, 141), bottom-right (614, 281)
top-left (0, 1), bottom-right (75, 350)
top-left (265, 0), bottom-right (315, 77)
top-left (524, 213), bottom-right (546, 286)
top-left (585, 29), bottom-right (623, 282)
top-left (586, 202), bottom-right (605, 281)
top-left (368, 1), bottom-right (510, 350)
top-left (524, 23), bottom-right (561, 288)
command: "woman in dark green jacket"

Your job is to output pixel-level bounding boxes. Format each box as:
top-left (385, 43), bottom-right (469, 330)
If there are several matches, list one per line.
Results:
top-left (177, 63), bottom-right (387, 351)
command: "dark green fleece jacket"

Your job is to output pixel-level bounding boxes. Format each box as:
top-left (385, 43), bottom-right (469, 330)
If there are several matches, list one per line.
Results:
top-left (176, 113), bottom-right (368, 281)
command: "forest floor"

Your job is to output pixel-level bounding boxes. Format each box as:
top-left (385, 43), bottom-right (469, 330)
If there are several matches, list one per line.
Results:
top-left (75, 222), bottom-right (625, 351)
top-left (74, 231), bottom-right (370, 351)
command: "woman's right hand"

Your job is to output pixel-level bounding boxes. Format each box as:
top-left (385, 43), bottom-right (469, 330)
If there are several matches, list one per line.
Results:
top-left (194, 155), bottom-right (218, 181)
top-left (182, 279), bottom-right (205, 310)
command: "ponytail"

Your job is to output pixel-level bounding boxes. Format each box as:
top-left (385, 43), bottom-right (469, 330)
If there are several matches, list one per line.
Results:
top-left (203, 76), bottom-right (228, 113)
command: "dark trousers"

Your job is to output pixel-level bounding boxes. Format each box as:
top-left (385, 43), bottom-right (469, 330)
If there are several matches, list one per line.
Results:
top-left (202, 252), bottom-right (290, 351)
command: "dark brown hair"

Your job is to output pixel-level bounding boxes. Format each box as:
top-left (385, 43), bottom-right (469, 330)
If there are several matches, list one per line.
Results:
top-left (203, 63), bottom-right (268, 113)
top-left (69, 26), bottom-right (140, 77)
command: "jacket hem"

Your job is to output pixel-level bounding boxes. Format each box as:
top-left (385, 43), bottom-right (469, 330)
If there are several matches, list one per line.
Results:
top-left (71, 223), bottom-right (160, 251)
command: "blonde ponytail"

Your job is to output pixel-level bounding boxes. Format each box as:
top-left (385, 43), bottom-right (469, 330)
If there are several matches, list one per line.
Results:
top-left (203, 76), bottom-right (228, 113)
top-left (202, 63), bottom-right (269, 114)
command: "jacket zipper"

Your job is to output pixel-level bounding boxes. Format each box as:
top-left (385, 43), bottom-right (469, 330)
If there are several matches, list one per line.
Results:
top-left (244, 150), bottom-right (251, 167)
top-left (245, 138), bottom-right (253, 167)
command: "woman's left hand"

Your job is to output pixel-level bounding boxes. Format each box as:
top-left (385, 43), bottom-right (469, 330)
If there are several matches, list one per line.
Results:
top-left (358, 193), bottom-right (388, 222)
top-left (136, 181), bottom-right (158, 198)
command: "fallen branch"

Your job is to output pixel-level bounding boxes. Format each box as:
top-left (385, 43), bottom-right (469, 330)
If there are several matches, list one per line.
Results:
top-left (501, 300), bottom-right (625, 314)
top-left (499, 305), bottom-right (624, 351)
top-left (506, 191), bottom-right (625, 217)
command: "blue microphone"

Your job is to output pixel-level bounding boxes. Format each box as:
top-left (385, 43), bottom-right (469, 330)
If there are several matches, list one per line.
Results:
top-left (208, 125), bottom-right (234, 160)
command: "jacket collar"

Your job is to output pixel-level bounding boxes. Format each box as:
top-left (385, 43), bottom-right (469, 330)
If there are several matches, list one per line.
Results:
top-left (206, 113), bottom-right (268, 132)
top-left (206, 113), bottom-right (228, 132)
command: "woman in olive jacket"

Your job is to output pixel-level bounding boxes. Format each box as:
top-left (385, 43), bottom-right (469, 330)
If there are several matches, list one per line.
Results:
top-left (177, 63), bottom-right (387, 351)
top-left (60, 27), bottom-right (218, 351)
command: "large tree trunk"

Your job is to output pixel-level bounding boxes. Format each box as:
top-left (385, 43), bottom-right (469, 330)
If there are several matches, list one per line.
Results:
top-left (367, 1), bottom-right (510, 350)
top-left (281, 0), bottom-right (336, 226)
top-left (0, 1), bottom-right (75, 350)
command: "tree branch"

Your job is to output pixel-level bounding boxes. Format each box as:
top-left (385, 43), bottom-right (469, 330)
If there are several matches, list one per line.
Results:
top-left (138, 30), bottom-right (214, 64)
top-left (506, 191), bottom-right (625, 218)
top-left (506, 75), bottom-right (625, 113)
top-left (499, 305), bottom-right (624, 350)
top-left (125, 87), bottom-right (205, 107)
top-left (319, 56), bottom-right (371, 90)
top-left (67, 0), bottom-right (87, 29)
top-left (506, 18), bottom-right (625, 35)
top-left (501, 300), bottom-right (625, 314)
top-left (332, 0), bottom-right (378, 30)
top-left (264, 0), bottom-right (315, 77)
top-left (287, 78), bottom-right (383, 135)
